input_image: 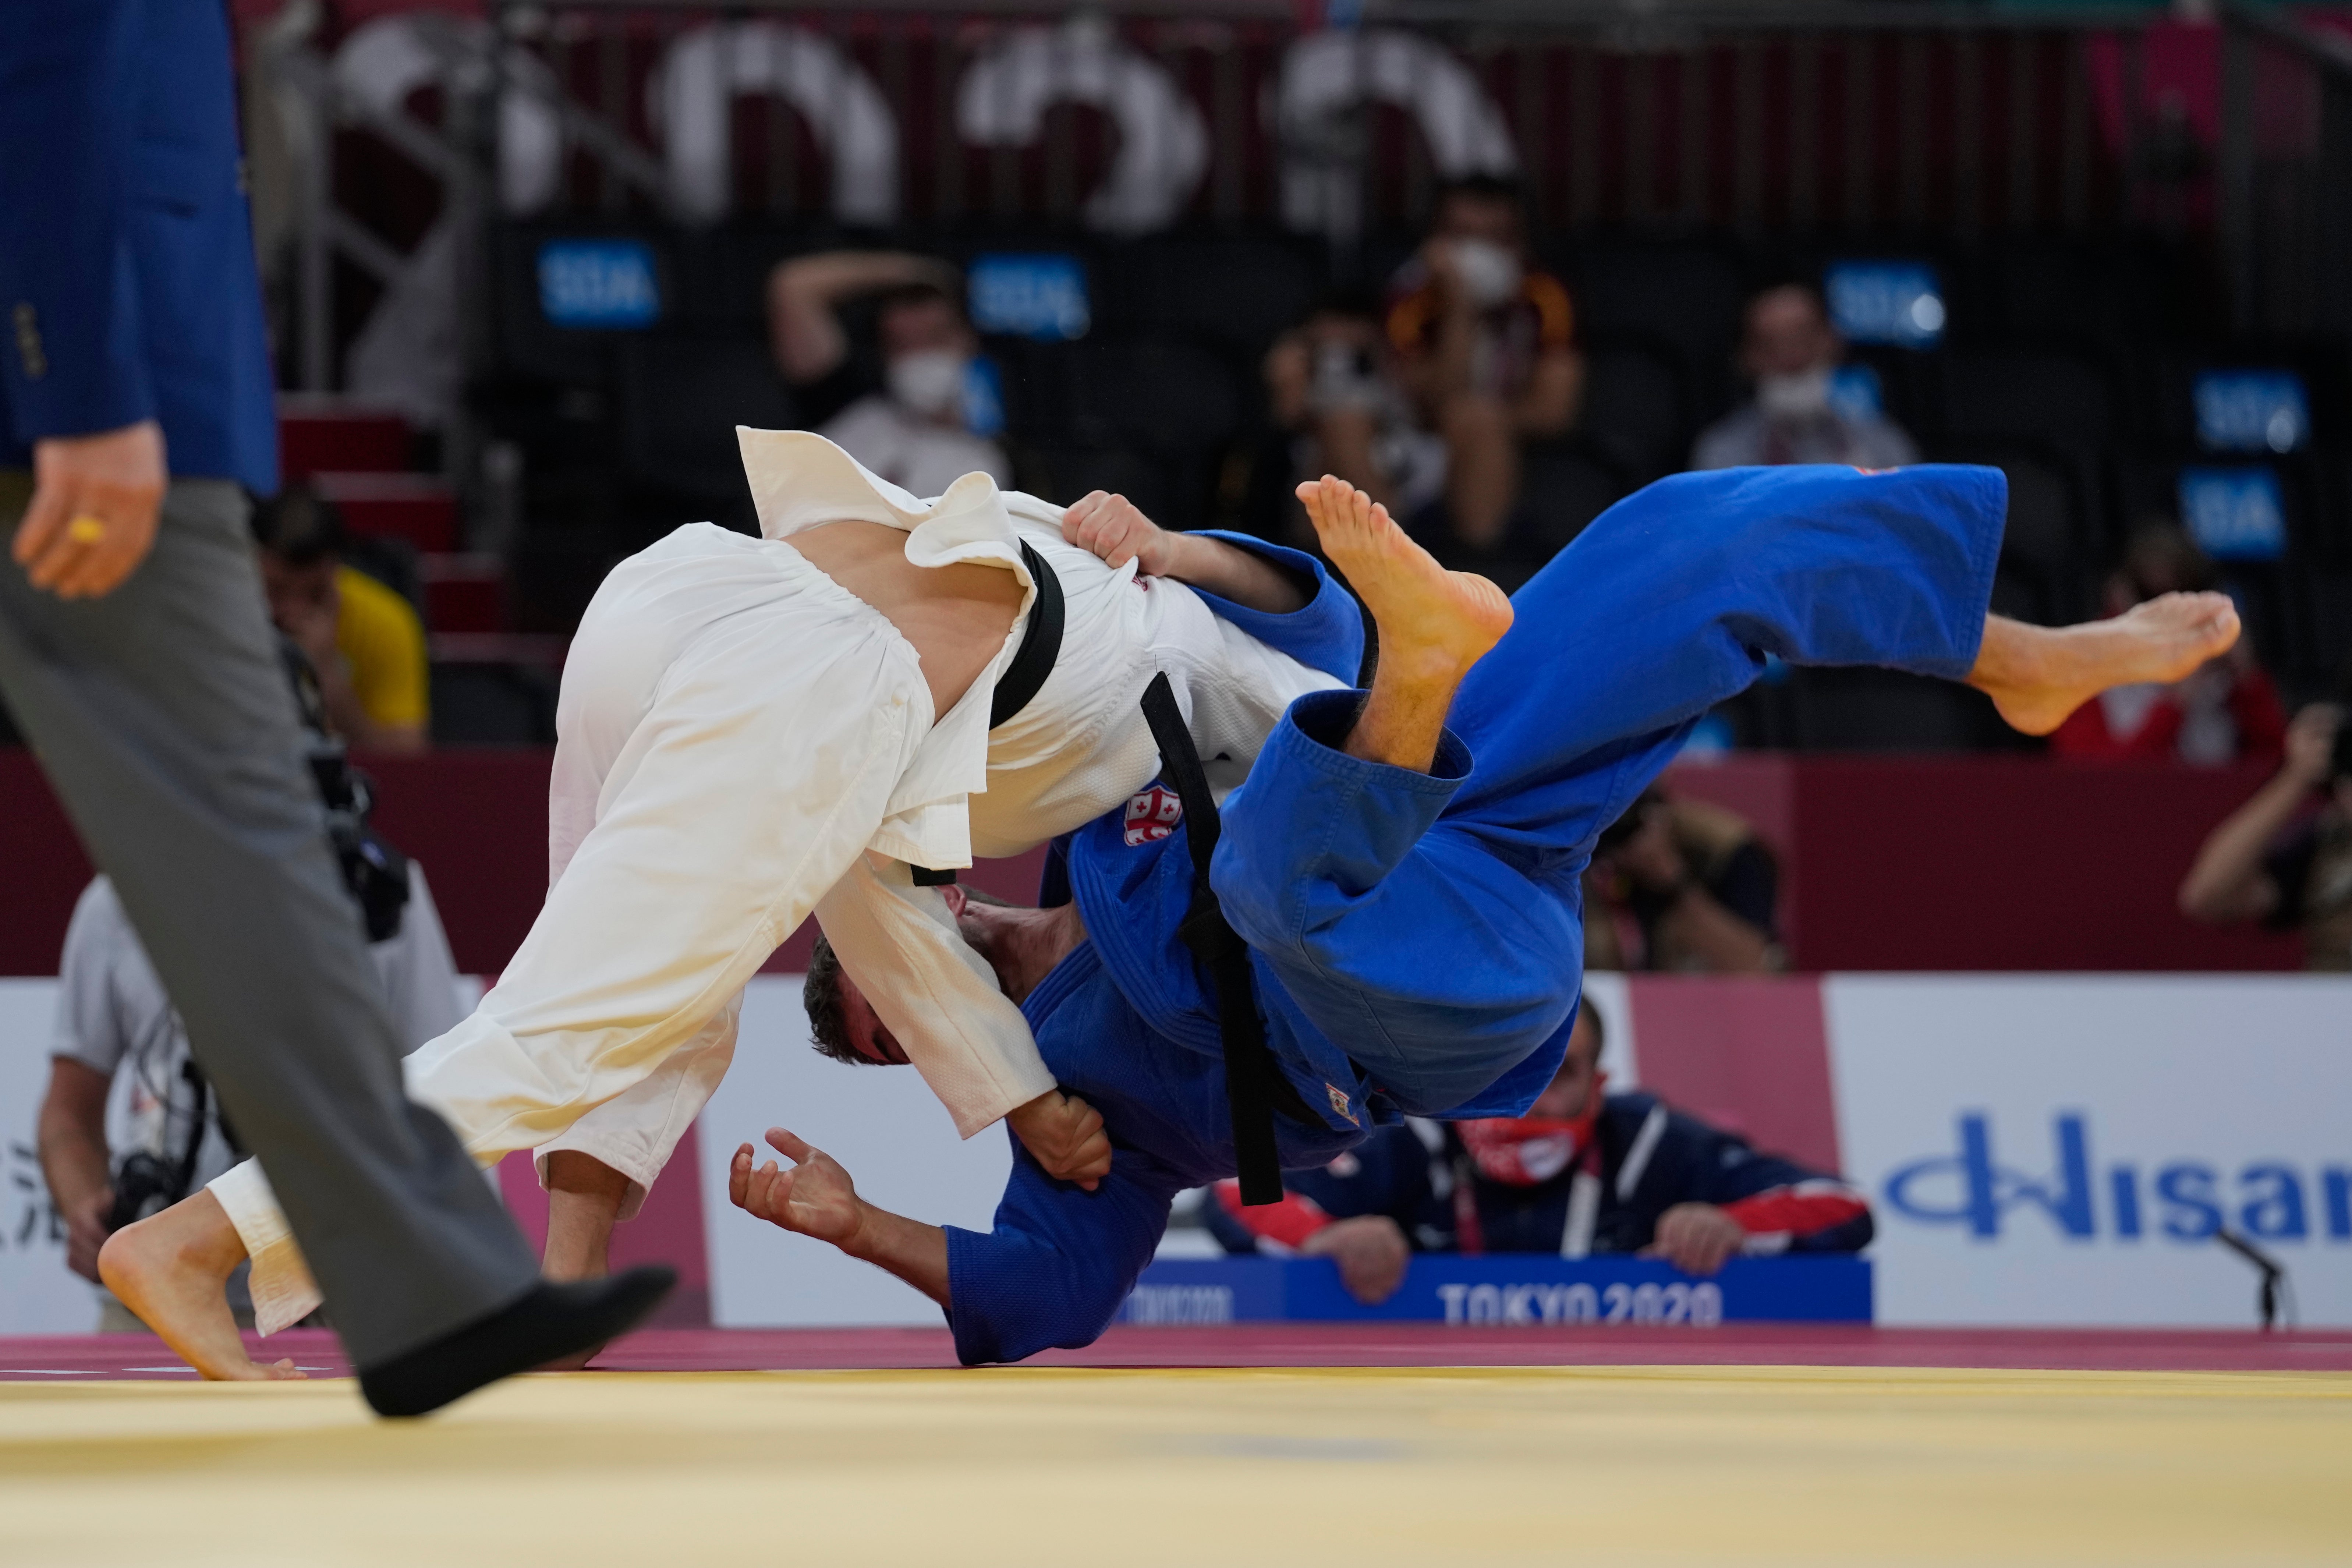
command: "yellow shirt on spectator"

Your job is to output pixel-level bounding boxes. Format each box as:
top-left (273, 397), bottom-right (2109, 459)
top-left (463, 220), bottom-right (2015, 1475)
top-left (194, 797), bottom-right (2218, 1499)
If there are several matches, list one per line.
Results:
top-left (334, 565), bottom-right (429, 730)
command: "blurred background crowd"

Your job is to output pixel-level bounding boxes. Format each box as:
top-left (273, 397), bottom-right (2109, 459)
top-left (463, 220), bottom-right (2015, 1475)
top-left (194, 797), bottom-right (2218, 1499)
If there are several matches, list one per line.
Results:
top-left (8, 0), bottom-right (2352, 915)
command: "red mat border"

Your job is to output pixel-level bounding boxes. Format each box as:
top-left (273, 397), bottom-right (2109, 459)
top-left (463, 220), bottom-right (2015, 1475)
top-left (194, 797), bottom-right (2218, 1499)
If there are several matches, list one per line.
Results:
top-left (4, 1324), bottom-right (2350, 1382)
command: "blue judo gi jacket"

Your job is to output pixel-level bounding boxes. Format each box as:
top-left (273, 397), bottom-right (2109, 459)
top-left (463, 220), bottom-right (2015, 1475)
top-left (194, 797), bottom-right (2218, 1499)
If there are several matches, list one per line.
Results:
top-left (943, 464), bottom-right (2007, 1365)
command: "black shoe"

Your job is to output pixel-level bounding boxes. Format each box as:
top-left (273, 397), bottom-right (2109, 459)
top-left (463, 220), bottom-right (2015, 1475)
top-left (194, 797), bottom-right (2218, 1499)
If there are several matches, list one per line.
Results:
top-left (357, 1266), bottom-right (676, 1418)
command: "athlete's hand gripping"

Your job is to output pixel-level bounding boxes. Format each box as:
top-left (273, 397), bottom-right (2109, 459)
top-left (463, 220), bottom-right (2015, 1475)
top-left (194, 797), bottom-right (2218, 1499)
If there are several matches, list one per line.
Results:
top-left (1006, 1089), bottom-right (1111, 1190)
top-left (1061, 490), bottom-right (1179, 576)
top-left (1062, 489), bottom-right (1307, 614)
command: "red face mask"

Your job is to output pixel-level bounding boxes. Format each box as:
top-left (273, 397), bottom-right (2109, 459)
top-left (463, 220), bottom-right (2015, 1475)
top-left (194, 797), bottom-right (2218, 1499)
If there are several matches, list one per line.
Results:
top-left (1457, 1072), bottom-right (1605, 1186)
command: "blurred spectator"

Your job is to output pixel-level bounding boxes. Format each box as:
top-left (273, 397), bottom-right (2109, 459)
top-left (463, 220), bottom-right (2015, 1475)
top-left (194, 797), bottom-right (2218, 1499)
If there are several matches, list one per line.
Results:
top-left (1584, 787), bottom-right (1782, 972)
top-left (2051, 521), bottom-right (2286, 766)
top-left (1204, 1001), bottom-right (1873, 1301)
top-left (34, 703), bottom-right (461, 1328)
top-left (1384, 176), bottom-right (1584, 552)
top-left (1692, 283), bottom-right (1917, 471)
top-left (767, 251), bottom-right (1009, 498)
top-left (1263, 293), bottom-right (1448, 546)
top-left (2178, 702), bottom-right (2352, 970)
top-left (253, 484), bottom-right (429, 754)
top-left (1453, 1000), bottom-right (1873, 1270)
top-left (1201, 1122), bottom-right (1452, 1305)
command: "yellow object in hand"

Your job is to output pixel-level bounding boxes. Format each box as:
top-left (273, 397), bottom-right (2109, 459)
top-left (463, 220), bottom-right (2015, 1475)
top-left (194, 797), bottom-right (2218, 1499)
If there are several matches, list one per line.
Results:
top-left (65, 514), bottom-right (106, 545)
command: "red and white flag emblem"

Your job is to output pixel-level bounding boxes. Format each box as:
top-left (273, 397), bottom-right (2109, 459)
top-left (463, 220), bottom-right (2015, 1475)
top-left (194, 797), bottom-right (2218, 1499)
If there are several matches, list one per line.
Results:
top-left (1123, 786), bottom-right (1184, 846)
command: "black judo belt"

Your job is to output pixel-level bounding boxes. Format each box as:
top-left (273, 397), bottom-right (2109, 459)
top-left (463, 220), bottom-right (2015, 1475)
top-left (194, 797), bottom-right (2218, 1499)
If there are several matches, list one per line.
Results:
top-left (1139, 670), bottom-right (1316, 1206)
top-left (913, 540), bottom-right (1064, 889)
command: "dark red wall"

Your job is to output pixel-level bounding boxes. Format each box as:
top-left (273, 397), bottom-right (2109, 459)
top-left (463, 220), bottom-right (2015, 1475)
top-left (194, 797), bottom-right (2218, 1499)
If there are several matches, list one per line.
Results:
top-left (0, 748), bottom-right (2303, 976)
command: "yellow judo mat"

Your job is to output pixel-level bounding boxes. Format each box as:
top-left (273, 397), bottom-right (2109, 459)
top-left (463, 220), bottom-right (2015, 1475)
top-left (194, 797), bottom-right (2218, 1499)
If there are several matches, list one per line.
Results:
top-left (4, 1365), bottom-right (2349, 1566)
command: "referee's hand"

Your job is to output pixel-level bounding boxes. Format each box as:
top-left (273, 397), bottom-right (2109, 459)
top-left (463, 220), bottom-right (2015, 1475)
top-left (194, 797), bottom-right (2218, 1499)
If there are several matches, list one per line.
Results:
top-left (15, 421), bottom-right (166, 599)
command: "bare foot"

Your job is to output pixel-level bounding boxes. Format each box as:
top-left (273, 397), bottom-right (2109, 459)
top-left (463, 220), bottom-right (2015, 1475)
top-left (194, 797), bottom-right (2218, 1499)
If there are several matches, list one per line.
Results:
top-left (98, 1192), bottom-right (304, 1382)
top-left (1296, 475), bottom-right (1514, 678)
top-left (1972, 592), bottom-right (2243, 736)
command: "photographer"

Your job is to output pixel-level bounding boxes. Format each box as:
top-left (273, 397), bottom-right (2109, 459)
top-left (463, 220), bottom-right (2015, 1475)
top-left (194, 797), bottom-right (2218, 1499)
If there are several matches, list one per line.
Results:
top-left (34, 648), bottom-right (461, 1329)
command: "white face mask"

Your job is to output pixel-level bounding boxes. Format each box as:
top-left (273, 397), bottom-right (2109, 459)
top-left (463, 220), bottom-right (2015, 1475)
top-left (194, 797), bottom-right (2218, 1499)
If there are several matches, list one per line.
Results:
top-left (1757, 366), bottom-right (1834, 421)
top-left (1448, 238), bottom-right (1523, 309)
top-left (886, 350), bottom-right (970, 421)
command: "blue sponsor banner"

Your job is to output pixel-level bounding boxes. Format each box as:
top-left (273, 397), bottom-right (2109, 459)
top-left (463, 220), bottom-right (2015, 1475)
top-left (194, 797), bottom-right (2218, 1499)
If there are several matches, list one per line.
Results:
top-left (2195, 370), bottom-right (2310, 453)
top-left (1120, 1255), bottom-right (1871, 1327)
top-left (1824, 261), bottom-right (1945, 348)
top-left (538, 238), bottom-right (661, 329)
top-left (968, 253), bottom-right (1090, 341)
top-left (2178, 466), bottom-right (2288, 562)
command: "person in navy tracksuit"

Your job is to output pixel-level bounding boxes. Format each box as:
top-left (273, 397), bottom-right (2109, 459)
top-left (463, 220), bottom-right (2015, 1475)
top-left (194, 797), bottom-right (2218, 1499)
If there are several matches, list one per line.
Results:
top-left (735, 464), bottom-right (2239, 1365)
top-left (0, 0), bottom-right (664, 1413)
top-left (1205, 998), bottom-right (1871, 1299)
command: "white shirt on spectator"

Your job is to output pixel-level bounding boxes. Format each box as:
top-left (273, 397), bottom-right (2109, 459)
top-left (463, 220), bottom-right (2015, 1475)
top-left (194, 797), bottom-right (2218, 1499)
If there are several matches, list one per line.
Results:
top-left (819, 393), bottom-right (1012, 501)
top-left (51, 868), bottom-right (464, 1196)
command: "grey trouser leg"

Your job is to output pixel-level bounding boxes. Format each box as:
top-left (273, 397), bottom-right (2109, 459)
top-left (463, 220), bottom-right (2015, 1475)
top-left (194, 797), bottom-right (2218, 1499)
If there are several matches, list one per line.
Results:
top-left (0, 475), bottom-right (537, 1367)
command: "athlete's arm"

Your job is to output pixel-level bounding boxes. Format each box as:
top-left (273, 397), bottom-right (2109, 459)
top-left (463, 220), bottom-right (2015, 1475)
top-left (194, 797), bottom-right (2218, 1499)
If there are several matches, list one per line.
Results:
top-left (730, 1129), bottom-right (952, 1307)
top-left (1061, 491), bottom-right (1307, 614)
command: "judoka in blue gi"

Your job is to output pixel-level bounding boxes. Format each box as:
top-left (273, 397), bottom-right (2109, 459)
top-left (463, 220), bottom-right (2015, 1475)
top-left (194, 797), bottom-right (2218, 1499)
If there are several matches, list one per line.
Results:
top-left (732, 466), bottom-right (2243, 1365)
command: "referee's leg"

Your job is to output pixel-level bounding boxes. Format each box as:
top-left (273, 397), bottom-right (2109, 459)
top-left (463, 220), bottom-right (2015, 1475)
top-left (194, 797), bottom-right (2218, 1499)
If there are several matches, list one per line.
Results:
top-left (0, 474), bottom-right (538, 1368)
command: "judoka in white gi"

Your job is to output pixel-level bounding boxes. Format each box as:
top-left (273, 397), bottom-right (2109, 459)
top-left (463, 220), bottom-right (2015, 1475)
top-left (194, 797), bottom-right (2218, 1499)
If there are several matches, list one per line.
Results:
top-left (104, 431), bottom-right (1362, 1377)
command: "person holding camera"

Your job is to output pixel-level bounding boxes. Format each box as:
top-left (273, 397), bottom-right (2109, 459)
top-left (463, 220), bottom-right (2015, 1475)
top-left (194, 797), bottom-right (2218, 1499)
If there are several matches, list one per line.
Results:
top-left (35, 652), bottom-right (462, 1330)
top-left (2178, 701), bottom-right (2352, 970)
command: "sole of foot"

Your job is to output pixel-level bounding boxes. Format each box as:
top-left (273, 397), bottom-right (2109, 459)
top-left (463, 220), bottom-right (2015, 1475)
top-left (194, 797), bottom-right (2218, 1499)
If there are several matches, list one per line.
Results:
top-left (98, 1199), bottom-right (301, 1382)
top-left (1988, 590), bottom-right (2242, 736)
top-left (1297, 476), bottom-right (1514, 673)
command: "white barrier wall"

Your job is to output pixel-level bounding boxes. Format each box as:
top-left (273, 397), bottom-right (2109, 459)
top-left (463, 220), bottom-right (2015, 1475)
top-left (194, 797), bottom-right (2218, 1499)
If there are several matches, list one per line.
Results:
top-left (1827, 975), bottom-right (2352, 1328)
top-left (0, 981), bottom-right (94, 1333)
top-left (6, 972), bottom-right (2347, 1335)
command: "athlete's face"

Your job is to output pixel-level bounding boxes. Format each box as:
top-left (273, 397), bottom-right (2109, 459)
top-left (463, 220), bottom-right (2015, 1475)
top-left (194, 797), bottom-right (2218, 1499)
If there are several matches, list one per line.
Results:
top-left (835, 971), bottom-right (910, 1066)
top-left (1527, 1010), bottom-right (1604, 1121)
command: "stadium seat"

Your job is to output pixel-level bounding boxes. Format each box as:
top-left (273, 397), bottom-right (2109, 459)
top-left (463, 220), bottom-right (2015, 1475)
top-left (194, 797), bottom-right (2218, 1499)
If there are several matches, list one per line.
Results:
top-left (1933, 348), bottom-right (2116, 450)
top-left (1924, 447), bottom-right (2088, 627)
top-left (1578, 339), bottom-right (1690, 481)
top-left (614, 331), bottom-right (800, 514)
top-left (1091, 231), bottom-right (1327, 366)
top-left (1512, 443), bottom-right (1627, 560)
top-left (1568, 240), bottom-right (1753, 424)
top-left (428, 660), bottom-right (559, 747)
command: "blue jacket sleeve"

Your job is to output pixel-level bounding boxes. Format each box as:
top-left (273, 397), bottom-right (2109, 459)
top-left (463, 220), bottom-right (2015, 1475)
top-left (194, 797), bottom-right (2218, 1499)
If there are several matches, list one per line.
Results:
top-left (943, 1136), bottom-right (1188, 1365)
top-left (0, 0), bottom-right (153, 443)
top-left (1185, 531), bottom-right (1366, 688)
top-left (1673, 1114), bottom-right (1876, 1255)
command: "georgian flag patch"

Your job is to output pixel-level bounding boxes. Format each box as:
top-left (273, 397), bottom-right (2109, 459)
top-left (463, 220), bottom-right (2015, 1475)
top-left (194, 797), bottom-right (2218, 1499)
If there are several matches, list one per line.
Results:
top-left (1123, 785), bottom-right (1183, 846)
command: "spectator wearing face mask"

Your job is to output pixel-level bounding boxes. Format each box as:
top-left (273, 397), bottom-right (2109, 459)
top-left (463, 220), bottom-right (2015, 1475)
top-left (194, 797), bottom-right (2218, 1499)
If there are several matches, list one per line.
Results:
top-left (1692, 283), bottom-right (1917, 472)
top-left (2050, 520), bottom-right (2287, 767)
top-left (1451, 1000), bottom-right (1873, 1269)
top-left (1384, 176), bottom-right (1584, 553)
top-left (766, 251), bottom-right (1010, 498)
top-left (1201, 1001), bottom-right (1872, 1300)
